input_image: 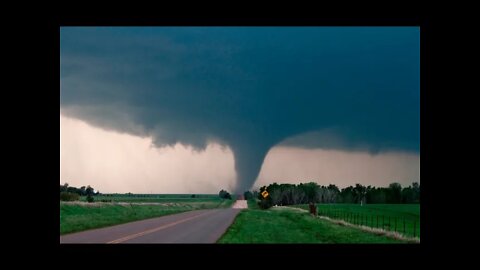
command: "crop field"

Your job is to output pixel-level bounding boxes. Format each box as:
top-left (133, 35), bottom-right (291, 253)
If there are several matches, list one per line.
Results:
top-left (78, 194), bottom-right (220, 203)
top-left (291, 203), bottom-right (420, 238)
top-left (60, 194), bottom-right (232, 235)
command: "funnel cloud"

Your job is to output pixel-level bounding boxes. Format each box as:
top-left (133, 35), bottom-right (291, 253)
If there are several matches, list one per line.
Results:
top-left (60, 27), bottom-right (419, 193)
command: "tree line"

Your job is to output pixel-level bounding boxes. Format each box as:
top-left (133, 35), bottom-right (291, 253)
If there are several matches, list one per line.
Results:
top-left (248, 182), bottom-right (419, 209)
top-left (60, 183), bottom-right (99, 202)
top-left (218, 189), bottom-right (232, 199)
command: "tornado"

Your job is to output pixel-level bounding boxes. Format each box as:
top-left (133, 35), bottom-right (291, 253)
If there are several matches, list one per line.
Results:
top-left (229, 140), bottom-right (273, 194)
top-left (60, 27), bottom-right (420, 193)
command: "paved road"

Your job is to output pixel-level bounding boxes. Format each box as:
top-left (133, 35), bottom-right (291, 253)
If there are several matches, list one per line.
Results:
top-left (232, 199), bottom-right (248, 209)
top-left (60, 208), bottom-right (242, 243)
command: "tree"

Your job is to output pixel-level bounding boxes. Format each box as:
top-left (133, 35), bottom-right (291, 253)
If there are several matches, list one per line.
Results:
top-left (292, 187), bottom-right (306, 205)
top-left (401, 186), bottom-right (414, 203)
top-left (370, 188), bottom-right (387, 204)
top-left (387, 182), bottom-right (402, 203)
top-left (251, 182), bottom-right (420, 206)
top-left (316, 187), bottom-right (326, 203)
top-left (401, 182), bottom-right (420, 203)
top-left (60, 183), bottom-right (69, 193)
top-left (322, 184), bottom-right (340, 203)
top-left (67, 186), bottom-right (77, 194)
top-left (302, 182), bottom-right (321, 203)
top-left (353, 183), bottom-right (367, 204)
top-left (412, 182), bottom-right (420, 203)
top-left (269, 189), bottom-right (284, 205)
top-left (340, 186), bottom-right (354, 203)
top-left (86, 185), bottom-right (94, 196)
top-left (219, 189), bottom-right (232, 199)
top-left (366, 186), bottom-right (376, 203)
top-left (80, 186), bottom-right (86, 196)
top-left (279, 184), bottom-right (295, 205)
top-left (86, 185), bottom-right (95, 203)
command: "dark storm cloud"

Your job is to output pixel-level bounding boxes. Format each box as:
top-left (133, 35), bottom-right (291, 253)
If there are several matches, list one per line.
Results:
top-left (60, 27), bottom-right (420, 192)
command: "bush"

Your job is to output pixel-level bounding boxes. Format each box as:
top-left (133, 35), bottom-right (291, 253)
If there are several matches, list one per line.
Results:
top-left (258, 198), bottom-right (273, 210)
top-left (60, 192), bottom-right (80, 201)
top-left (219, 189), bottom-right (232, 199)
top-left (86, 195), bottom-right (94, 203)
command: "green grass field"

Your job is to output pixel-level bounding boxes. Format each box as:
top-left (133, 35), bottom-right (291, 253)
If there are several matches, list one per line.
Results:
top-left (60, 196), bottom-right (233, 235)
top-left (291, 204), bottom-right (420, 238)
top-left (218, 201), bottom-right (408, 243)
top-left (79, 194), bottom-right (220, 203)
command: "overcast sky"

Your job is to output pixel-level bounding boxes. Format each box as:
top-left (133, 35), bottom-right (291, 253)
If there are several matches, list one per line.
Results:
top-left (60, 27), bottom-right (420, 193)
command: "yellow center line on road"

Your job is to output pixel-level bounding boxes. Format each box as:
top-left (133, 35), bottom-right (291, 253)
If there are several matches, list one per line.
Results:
top-left (107, 210), bottom-right (218, 244)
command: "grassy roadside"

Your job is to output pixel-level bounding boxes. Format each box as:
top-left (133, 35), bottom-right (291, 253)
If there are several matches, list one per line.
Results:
top-left (60, 199), bottom-right (233, 235)
top-left (218, 204), bottom-right (407, 243)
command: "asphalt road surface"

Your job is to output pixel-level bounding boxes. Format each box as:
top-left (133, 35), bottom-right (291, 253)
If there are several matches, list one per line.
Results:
top-left (60, 208), bottom-right (242, 243)
top-left (232, 199), bottom-right (248, 209)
